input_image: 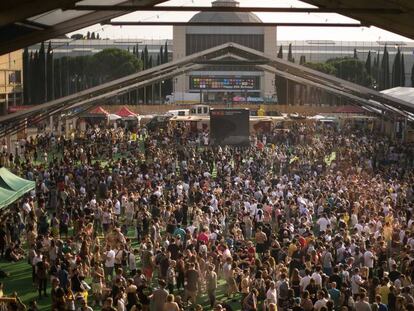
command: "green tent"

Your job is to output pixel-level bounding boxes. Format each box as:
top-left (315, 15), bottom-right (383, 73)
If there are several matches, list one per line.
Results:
top-left (0, 167), bottom-right (35, 209)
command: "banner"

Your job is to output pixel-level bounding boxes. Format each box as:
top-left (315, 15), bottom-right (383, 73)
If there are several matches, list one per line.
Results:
top-left (211, 162), bottom-right (217, 178)
top-left (324, 152), bottom-right (336, 166)
top-left (289, 156), bottom-right (299, 164)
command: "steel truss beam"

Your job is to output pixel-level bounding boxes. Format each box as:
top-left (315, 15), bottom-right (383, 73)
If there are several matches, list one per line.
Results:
top-left (73, 5), bottom-right (402, 14)
top-left (105, 21), bottom-right (364, 27)
top-left (2, 42), bottom-right (412, 138)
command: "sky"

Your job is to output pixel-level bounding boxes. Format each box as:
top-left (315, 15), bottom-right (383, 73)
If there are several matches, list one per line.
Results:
top-left (69, 0), bottom-right (413, 42)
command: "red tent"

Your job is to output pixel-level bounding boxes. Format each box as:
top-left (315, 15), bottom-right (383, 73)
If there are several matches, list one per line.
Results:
top-left (116, 106), bottom-right (137, 118)
top-left (89, 106), bottom-right (109, 116)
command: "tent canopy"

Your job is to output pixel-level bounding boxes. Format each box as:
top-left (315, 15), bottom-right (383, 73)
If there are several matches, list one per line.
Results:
top-left (89, 106), bottom-right (109, 116)
top-left (0, 167), bottom-right (35, 209)
top-left (116, 106), bottom-right (138, 118)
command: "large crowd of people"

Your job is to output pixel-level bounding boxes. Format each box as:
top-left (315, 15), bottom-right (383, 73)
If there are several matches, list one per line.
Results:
top-left (0, 120), bottom-right (413, 311)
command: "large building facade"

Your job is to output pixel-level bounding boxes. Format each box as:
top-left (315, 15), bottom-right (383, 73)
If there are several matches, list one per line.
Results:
top-left (173, 0), bottom-right (277, 102)
top-left (0, 50), bottom-right (23, 114)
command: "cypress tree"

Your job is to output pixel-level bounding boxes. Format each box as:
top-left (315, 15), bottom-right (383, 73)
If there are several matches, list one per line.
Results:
top-left (392, 47), bottom-right (401, 87)
top-left (23, 47), bottom-right (30, 105)
top-left (96, 33), bottom-right (100, 40)
top-left (411, 63), bottom-right (414, 87)
top-left (135, 44), bottom-right (140, 58)
top-left (46, 41), bottom-right (54, 101)
top-left (144, 46), bottom-right (150, 68)
top-left (132, 46), bottom-right (136, 55)
top-left (401, 52), bottom-right (406, 86)
top-left (91, 32), bottom-right (96, 39)
top-left (86, 31), bottom-right (90, 39)
top-left (159, 45), bottom-right (164, 64)
top-left (141, 48), bottom-right (146, 70)
top-left (299, 55), bottom-right (306, 65)
top-left (38, 42), bottom-right (46, 102)
top-left (288, 43), bottom-right (295, 63)
top-left (365, 51), bottom-right (371, 78)
top-left (277, 45), bottom-right (283, 59)
top-left (32, 51), bottom-right (39, 104)
top-left (380, 45), bottom-right (390, 90)
top-left (164, 41), bottom-right (169, 63)
top-left (53, 58), bottom-right (61, 99)
top-left (353, 48), bottom-right (358, 59)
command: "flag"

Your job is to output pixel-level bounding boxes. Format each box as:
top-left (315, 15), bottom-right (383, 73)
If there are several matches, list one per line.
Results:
top-left (175, 159), bottom-right (180, 175)
top-left (324, 152), bottom-right (336, 166)
top-left (211, 162), bottom-right (217, 178)
top-left (289, 156), bottom-right (299, 164)
top-left (230, 159), bottom-right (235, 169)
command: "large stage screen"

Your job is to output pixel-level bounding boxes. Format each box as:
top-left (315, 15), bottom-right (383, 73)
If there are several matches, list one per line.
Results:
top-left (210, 108), bottom-right (250, 146)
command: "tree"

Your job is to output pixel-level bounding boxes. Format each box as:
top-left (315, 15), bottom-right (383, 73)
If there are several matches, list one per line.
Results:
top-left (277, 45), bottom-right (283, 59)
top-left (91, 32), bottom-right (96, 40)
top-left (96, 33), bottom-right (100, 40)
top-left (46, 41), bottom-right (54, 101)
top-left (327, 57), bottom-right (373, 87)
top-left (353, 48), bottom-right (358, 59)
top-left (365, 51), bottom-right (371, 78)
top-left (411, 63), bottom-right (414, 87)
top-left (86, 31), bottom-right (90, 39)
top-left (70, 33), bottom-right (83, 40)
top-left (32, 51), bottom-right (39, 104)
top-left (380, 45), bottom-right (390, 90)
top-left (23, 47), bottom-right (30, 104)
top-left (304, 62), bottom-right (337, 75)
top-left (38, 42), bottom-right (46, 103)
top-left (372, 52), bottom-right (380, 88)
top-left (401, 52), bottom-right (406, 86)
top-left (91, 48), bottom-right (141, 83)
top-left (299, 55), bottom-right (306, 65)
top-left (288, 43), bottom-right (294, 63)
top-left (392, 47), bottom-right (401, 87)
top-left (163, 41), bottom-right (169, 63)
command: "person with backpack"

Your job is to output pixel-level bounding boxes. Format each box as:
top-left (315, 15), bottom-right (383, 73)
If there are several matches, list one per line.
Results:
top-left (277, 273), bottom-right (290, 310)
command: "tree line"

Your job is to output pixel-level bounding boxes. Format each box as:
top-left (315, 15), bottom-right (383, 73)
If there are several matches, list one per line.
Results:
top-left (275, 43), bottom-right (412, 105)
top-left (23, 41), bottom-right (172, 105)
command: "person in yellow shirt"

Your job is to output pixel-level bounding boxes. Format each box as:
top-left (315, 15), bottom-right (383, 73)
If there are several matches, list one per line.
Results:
top-left (377, 278), bottom-right (390, 305)
top-left (288, 240), bottom-right (298, 258)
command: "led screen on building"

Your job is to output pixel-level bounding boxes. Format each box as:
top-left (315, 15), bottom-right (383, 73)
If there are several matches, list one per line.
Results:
top-left (190, 76), bottom-right (259, 90)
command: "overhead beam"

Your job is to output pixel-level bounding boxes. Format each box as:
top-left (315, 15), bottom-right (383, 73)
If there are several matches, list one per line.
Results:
top-left (0, 0), bottom-right (79, 28)
top-left (0, 0), bottom-right (167, 56)
top-left (105, 21), bottom-right (364, 27)
top-left (73, 5), bottom-right (402, 14)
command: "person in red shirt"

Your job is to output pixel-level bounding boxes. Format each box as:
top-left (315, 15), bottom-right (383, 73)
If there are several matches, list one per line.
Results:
top-left (197, 228), bottom-right (209, 245)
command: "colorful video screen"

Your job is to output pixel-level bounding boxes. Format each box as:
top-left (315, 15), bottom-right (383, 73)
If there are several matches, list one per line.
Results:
top-left (190, 76), bottom-right (259, 90)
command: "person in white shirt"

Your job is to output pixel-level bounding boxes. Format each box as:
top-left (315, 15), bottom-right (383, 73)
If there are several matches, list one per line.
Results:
top-left (104, 246), bottom-right (115, 282)
top-left (266, 281), bottom-right (278, 307)
top-left (363, 245), bottom-right (375, 271)
top-left (300, 269), bottom-right (312, 293)
top-left (314, 291), bottom-right (328, 311)
top-left (317, 215), bottom-right (330, 233)
top-left (350, 268), bottom-right (364, 295)
top-left (311, 266), bottom-right (323, 287)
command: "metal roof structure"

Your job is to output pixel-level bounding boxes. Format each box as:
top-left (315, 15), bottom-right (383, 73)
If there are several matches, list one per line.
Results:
top-left (1, 42), bottom-right (413, 138)
top-left (1, 0), bottom-right (414, 55)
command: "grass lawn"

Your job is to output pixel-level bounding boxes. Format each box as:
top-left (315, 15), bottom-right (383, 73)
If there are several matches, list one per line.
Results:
top-left (0, 226), bottom-right (245, 311)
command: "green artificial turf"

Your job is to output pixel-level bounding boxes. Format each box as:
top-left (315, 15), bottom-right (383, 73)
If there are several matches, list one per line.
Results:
top-left (0, 226), bottom-right (245, 311)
